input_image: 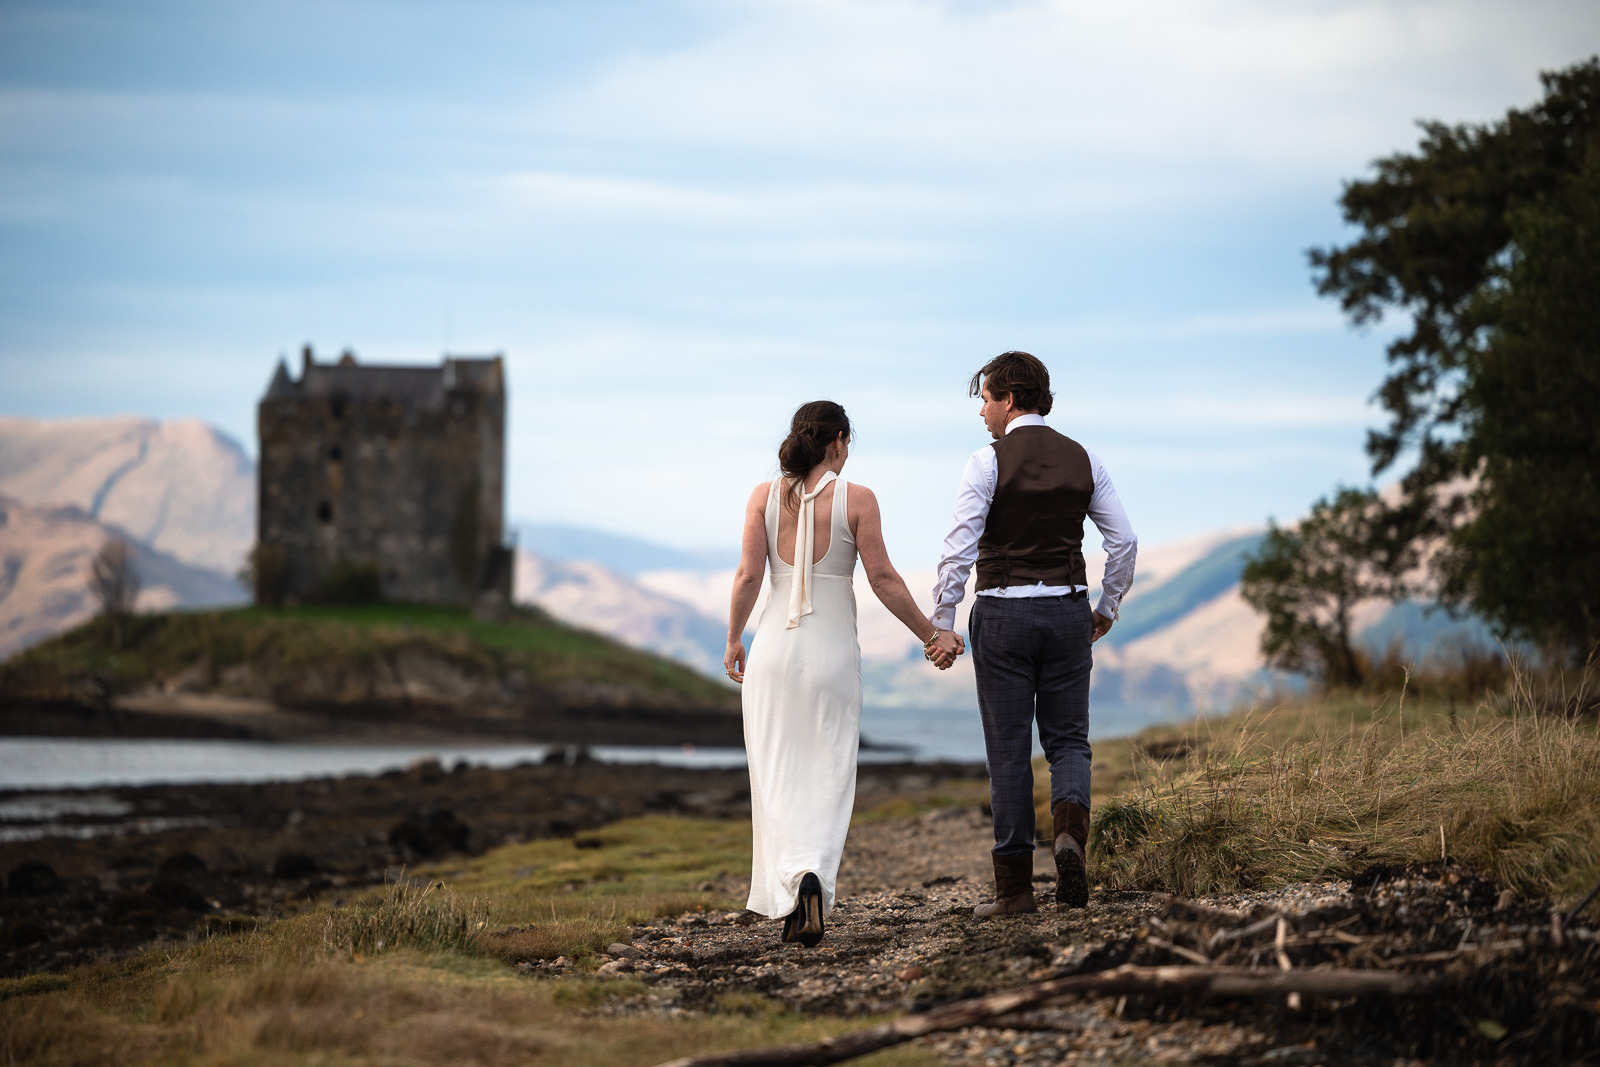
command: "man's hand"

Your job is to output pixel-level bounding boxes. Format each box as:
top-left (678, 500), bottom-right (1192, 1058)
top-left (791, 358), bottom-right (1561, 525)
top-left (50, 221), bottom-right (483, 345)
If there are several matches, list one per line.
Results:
top-left (926, 629), bottom-right (965, 670)
top-left (1091, 612), bottom-right (1114, 643)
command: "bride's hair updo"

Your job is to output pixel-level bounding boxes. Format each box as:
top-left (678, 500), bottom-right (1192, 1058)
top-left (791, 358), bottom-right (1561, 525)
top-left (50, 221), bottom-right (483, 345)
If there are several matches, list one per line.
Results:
top-left (778, 401), bottom-right (851, 502)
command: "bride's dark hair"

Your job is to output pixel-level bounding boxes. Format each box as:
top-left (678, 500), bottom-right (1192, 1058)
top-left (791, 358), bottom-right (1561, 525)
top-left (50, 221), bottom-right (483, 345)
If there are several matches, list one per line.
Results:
top-left (778, 401), bottom-right (851, 509)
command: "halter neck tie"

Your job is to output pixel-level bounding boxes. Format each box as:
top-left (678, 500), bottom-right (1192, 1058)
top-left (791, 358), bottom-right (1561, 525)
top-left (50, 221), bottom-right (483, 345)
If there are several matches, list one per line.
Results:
top-left (785, 470), bottom-right (838, 629)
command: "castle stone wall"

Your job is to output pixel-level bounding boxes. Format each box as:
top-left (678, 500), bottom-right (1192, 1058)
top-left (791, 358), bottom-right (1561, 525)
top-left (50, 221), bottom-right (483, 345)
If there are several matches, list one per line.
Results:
top-left (257, 348), bottom-right (509, 607)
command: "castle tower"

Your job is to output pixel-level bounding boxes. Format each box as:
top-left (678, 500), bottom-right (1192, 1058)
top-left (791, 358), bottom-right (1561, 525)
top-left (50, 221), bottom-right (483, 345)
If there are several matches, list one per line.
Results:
top-left (256, 346), bottom-right (511, 609)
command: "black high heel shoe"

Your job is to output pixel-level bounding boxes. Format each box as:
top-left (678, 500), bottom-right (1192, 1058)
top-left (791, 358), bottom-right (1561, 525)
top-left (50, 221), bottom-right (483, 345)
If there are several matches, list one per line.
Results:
top-left (781, 907), bottom-right (802, 944)
top-left (796, 873), bottom-right (825, 948)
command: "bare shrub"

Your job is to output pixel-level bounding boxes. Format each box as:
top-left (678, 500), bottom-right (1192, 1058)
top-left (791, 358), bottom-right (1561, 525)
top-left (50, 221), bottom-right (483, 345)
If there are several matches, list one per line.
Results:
top-left (90, 537), bottom-right (141, 648)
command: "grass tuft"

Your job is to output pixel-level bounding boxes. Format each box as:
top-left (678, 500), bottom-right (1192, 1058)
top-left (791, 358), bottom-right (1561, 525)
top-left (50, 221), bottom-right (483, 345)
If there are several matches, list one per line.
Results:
top-left (324, 874), bottom-right (490, 959)
top-left (1079, 662), bottom-right (1600, 901)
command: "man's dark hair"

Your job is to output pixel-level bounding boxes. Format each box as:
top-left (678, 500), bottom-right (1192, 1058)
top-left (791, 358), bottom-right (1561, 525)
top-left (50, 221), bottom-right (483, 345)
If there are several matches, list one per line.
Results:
top-left (969, 351), bottom-right (1053, 415)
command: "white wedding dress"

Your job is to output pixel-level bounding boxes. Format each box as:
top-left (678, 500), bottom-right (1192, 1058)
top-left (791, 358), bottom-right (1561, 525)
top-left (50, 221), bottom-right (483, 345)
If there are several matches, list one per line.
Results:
top-left (742, 471), bottom-right (861, 918)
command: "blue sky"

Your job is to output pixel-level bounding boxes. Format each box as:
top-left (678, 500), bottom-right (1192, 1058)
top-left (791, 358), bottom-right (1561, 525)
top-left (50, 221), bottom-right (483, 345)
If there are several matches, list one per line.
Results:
top-left (2, 0), bottom-right (1596, 564)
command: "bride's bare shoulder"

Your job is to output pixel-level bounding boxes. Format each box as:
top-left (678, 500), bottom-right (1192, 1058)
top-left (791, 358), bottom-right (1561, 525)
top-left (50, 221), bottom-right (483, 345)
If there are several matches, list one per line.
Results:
top-left (843, 482), bottom-right (880, 517)
top-left (747, 481), bottom-right (775, 506)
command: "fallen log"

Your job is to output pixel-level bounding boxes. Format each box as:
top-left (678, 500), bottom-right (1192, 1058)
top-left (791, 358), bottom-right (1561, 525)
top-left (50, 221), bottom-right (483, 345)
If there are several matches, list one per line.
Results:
top-left (651, 963), bottom-right (1439, 1067)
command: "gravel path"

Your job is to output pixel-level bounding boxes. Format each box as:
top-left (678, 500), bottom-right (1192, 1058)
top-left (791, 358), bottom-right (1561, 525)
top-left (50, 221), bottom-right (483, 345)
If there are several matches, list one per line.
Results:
top-left (523, 804), bottom-right (1599, 1066)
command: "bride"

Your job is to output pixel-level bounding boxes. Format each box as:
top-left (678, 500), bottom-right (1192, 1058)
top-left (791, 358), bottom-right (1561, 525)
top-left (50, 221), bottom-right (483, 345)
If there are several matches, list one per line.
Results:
top-left (724, 401), bottom-right (964, 947)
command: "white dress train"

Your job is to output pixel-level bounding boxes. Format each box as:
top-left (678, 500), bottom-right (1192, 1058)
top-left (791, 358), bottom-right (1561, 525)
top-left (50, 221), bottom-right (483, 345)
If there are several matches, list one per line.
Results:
top-left (742, 472), bottom-right (861, 918)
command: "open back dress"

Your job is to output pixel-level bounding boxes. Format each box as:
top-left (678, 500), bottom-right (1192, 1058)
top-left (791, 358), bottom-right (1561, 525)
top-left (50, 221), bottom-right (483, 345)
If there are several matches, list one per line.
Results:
top-left (742, 471), bottom-right (861, 918)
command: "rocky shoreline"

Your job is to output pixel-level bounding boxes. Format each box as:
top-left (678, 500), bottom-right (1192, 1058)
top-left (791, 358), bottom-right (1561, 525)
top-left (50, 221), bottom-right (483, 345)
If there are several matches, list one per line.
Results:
top-left (0, 753), bottom-right (984, 980)
top-left (0, 693), bottom-right (748, 746)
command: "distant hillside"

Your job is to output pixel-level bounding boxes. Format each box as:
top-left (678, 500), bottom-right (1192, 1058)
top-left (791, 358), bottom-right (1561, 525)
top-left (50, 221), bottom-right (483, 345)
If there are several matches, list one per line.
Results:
top-left (0, 416), bottom-right (255, 574)
top-left (515, 552), bottom-right (732, 677)
top-left (0, 495), bottom-right (245, 658)
top-left (515, 523), bottom-right (739, 576)
top-left (1102, 533), bottom-right (1264, 647)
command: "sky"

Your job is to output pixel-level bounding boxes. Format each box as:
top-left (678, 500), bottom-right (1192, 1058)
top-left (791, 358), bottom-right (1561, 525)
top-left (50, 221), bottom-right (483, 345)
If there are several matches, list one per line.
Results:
top-left (2, 0), bottom-right (1597, 565)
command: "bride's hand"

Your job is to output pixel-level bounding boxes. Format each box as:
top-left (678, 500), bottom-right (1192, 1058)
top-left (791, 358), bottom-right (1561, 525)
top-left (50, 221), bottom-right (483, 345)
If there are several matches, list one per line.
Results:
top-left (724, 640), bottom-right (746, 684)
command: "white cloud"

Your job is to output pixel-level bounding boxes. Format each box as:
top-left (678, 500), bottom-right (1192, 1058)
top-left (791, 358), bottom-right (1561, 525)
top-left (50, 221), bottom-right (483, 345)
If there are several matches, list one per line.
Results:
top-left (541, 0), bottom-right (1594, 190)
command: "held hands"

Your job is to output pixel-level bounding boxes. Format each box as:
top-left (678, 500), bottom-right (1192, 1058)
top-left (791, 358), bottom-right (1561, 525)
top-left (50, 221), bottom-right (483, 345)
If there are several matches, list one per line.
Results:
top-left (923, 628), bottom-right (965, 671)
top-left (724, 640), bottom-right (746, 684)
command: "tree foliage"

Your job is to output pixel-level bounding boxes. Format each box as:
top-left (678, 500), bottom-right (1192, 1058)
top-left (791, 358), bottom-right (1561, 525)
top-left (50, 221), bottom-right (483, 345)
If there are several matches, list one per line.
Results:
top-left (1309, 58), bottom-right (1600, 490)
top-left (90, 537), bottom-right (141, 649)
top-left (1250, 57), bottom-right (1600, 667)
top-left (1240, 488), bottom-right (1419, 687)
top-left (1439, 147), bottom-right (1600, 654)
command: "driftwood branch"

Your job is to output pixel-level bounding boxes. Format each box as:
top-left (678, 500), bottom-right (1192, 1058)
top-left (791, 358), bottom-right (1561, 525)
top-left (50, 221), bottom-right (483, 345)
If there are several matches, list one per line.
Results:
top-left (1562, 875), bottom-right (1600, 933)
top-left (651, 964), bottom-right (1438, 1067)
top-left (1207, 911), bottom-right (1283, 951)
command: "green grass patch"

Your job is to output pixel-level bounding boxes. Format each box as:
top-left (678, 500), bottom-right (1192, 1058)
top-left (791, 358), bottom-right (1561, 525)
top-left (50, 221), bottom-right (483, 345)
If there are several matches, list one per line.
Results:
top-left (850, 784), bottom-right (989, 826)
top-left (423, 815), bottom-right (752, 962)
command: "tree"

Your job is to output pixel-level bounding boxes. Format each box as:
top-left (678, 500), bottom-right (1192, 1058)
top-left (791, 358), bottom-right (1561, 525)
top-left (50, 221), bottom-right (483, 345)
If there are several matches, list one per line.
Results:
top-left (1438, 148), bottom-right (1600, 655)
top-left (1290, 56), bottom-right (1600, 663)
top-left (90, 537), bottom-right (141, 649)
top-left (1240, 488), bottom-right (1419, 688)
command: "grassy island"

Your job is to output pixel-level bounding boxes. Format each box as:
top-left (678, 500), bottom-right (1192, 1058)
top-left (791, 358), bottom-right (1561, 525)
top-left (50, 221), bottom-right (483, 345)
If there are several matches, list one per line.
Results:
top-left (0, 604), bottom-right (739, 742)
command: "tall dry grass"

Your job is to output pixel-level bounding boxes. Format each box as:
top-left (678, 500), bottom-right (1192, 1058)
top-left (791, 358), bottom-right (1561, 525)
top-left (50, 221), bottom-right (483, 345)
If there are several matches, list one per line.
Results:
top-left (1085, 661), bottom-right (1600, 902)
top-left (323, 874), bottom-right (490, 959)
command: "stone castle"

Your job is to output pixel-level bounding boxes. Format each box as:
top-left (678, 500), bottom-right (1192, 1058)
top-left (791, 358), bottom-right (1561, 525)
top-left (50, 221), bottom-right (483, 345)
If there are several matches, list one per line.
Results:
top-left (256, 346), bottom-right (512, 610)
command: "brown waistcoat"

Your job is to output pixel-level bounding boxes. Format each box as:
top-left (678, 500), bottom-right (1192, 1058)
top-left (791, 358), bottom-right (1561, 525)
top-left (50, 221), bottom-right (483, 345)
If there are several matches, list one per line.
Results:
top-left (975, 425), bottom-right (1093, 591)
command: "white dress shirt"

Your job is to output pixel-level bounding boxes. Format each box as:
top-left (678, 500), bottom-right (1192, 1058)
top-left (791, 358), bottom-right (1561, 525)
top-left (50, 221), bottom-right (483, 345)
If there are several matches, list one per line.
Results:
top-left (932, 414), bottom-right (1137, 630)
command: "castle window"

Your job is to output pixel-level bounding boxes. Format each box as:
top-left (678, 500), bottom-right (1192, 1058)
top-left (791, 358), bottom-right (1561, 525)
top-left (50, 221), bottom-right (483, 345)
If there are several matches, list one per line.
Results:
top-left (328, 444), bottom-right (343, 462)
top-left (330, 397), bottom-right (346, 421)
top-left (316, 501), bottom-right (332, 524)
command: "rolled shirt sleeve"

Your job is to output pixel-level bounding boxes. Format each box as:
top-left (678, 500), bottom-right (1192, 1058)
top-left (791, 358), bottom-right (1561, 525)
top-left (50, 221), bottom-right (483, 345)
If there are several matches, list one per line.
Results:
top-left (1086, 448), bottom-right (1137, 619)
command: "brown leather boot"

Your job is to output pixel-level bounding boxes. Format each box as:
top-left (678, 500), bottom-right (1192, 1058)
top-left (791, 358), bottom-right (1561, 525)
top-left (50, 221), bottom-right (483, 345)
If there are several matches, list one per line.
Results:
top-left (1052, 801), bottom-right (1090, 908)
top-left (972, 852), bottom-right (1037, 917)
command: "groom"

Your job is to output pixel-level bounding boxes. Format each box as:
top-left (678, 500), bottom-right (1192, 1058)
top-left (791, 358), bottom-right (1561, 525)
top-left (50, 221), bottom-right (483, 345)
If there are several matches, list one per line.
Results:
top-left (926, 351), bottom-right (1137, 915)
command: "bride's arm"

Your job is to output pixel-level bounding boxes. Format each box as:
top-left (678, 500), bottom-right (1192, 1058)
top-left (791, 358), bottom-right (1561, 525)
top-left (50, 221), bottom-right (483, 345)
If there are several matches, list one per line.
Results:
top-left (851, 484), bottom-right (940, 647)
top-left (723, 482), bottom-right (771, 682)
